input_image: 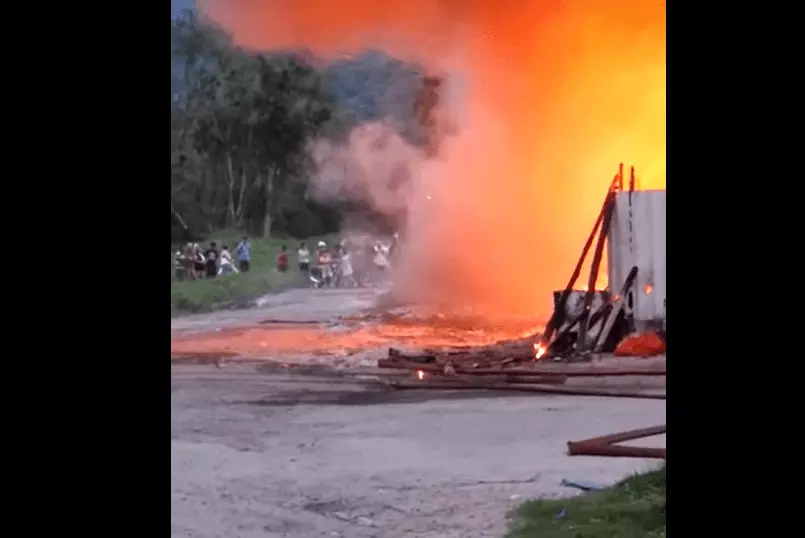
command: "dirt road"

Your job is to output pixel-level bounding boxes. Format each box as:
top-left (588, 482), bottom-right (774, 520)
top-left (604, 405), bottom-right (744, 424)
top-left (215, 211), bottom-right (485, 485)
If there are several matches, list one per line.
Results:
top-left (171, 288), bottom-right (383, 334)
top-left (171, 288), bottom-right (666, 538)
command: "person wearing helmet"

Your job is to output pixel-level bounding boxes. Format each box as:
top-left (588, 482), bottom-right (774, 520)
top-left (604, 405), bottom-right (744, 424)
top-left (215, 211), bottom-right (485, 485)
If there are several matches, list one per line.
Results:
top-left (316, 241), bottom-right (333, 287)
top-left (174, 246), bottom-right (187, 281)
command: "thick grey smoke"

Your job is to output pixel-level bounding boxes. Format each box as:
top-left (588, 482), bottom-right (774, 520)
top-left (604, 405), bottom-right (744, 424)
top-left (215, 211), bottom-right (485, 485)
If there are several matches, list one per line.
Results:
top-left (306, 70), bottom-right (473, 307)
top-left (307, 63), bottom-right (528, 316)
top-left (308, 66), bottom-right (468, 222)
top-left (309, 121), bottom-right (423, 227)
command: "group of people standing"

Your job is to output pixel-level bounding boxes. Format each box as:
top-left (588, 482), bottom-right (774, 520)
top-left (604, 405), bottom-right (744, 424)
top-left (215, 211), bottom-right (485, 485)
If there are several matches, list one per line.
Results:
top-left (174, 237), bottom-right (252, 281)
top-left (279, 238), bottom-right (393, 288)
top-left (174, 234), bottom-right (396, 289)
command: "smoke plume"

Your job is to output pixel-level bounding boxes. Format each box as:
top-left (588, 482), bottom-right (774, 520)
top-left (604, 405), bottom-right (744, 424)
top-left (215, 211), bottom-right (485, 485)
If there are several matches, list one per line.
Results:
top-left (200, 0), bottom-right (666, 323)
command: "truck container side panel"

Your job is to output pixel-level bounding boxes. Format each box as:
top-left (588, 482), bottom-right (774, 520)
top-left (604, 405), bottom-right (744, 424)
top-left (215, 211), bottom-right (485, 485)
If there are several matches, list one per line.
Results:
top-left (608, 194), bottom-right (635, 304)
top-left (607, 190), bottom-right (666, 322)
top-left (633, 191), bottom-right (665, 320)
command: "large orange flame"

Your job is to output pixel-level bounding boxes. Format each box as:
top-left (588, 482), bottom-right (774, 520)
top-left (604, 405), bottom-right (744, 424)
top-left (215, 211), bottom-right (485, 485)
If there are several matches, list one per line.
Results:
top-left (199, 0), bottom-right (665, 323)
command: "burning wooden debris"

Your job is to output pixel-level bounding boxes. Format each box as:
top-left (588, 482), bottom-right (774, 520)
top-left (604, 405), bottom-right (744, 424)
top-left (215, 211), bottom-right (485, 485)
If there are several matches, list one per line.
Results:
top-left (385, 338), bottom-right (535, 367)
top-left (536, 164), bottom-right (666, 360)
top-left (378, 340), bottom-right (666, 399)
top-left (376, 164), bottom-right (666, 399)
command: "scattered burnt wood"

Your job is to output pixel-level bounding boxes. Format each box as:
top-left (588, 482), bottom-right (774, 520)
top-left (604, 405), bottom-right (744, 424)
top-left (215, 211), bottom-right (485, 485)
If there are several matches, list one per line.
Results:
top-left (577, 191), bottom-right (617, 351)
top-left (380, 333), bottom-right (665, 398)
top-left (387, 348), bottom-right (437, 363)
top-left (388, 380), bottom-right (665, 399)
top-left (569, 443), bottom-right (666, 459)
top-left (568, 424), bottom-right (666, 459)
top-left (571, 424), bottom-right (666, 446)
top-left (387, 338), bottom-right (536, 368)
top-left (538, 168), bottom-right (650, 359)
top-left (378, 358), bottom-right (665, 378)
top-left (550, 300), bottom-right (612, 357)
top-left (593, 266), bottom-right (638, 352)
top-left (388, 379), bottom-right (565, 391)
top-left (257, 319), bottom-right (322, 325)
top-left (410, 374), bottom-right (566, 385)
top-left (171, 351), bottom-right (241, 365)
top-left (476, 374), bottom-right (568, 385)
top-left (542, 182), bottom-right (614, 345)
top-left (171, 351), bottom-right (240, 359)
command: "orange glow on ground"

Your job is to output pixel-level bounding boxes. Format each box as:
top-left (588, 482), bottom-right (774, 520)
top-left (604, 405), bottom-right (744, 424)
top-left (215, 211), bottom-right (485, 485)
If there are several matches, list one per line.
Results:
top-left (199, 0), bottom-right (666, 323)
top-left (171, 320), bottom-right (541, 359)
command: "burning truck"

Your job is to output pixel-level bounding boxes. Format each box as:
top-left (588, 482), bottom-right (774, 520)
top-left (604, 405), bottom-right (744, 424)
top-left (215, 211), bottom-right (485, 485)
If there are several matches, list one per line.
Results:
top-left (538, 165), bottom-right (666, 359)
top-left (375, 162), bottom-right (666, 374)
top-left (393, 75), bottom-right (667, 360)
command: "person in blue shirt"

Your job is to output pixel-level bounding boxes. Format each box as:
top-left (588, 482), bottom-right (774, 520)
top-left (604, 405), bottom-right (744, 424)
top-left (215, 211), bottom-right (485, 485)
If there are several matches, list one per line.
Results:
top-left (235, 236), bottom-right (251, 272)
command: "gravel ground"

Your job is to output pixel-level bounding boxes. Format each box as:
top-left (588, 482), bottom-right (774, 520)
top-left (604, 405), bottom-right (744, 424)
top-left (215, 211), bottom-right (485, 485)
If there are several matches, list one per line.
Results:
top-left (171, 288), bottom-right (666, 538)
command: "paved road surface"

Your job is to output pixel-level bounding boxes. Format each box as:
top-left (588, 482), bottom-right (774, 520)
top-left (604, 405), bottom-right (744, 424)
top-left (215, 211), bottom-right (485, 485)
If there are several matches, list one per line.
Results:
top-left (172, 370), bottom-right (665, 538)
top-left (171, 288), bottom-right (665, 538)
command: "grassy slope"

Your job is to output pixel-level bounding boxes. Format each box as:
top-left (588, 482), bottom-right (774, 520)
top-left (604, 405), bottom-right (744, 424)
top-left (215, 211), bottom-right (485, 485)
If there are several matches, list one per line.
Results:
top-left (170, 231), bottom-right (339, 315)
top-left (506, 467), bottom-right (666, 538)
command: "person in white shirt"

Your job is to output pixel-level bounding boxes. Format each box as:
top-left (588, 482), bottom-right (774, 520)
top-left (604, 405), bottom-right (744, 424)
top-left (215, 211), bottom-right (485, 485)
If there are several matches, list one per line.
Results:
top-left (218, 244), bottom-right (239, 275)
top-left (314, 241), bottom-right (334, 287)
top-left (370, 242), bottom-right (391, 285)
top-left (340, 246), bottom-right (355, 287)
top-left (373, 242), bottom-right (390, 269)
top-left (297, 242), bottom-right (311, 273)
top-left (174, 248), bottom-right (187, 281)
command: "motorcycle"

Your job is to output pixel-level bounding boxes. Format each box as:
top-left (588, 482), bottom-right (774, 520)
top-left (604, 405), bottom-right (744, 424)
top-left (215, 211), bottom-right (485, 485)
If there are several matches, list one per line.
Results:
top-left (309, 263), bottom-right (335, 288)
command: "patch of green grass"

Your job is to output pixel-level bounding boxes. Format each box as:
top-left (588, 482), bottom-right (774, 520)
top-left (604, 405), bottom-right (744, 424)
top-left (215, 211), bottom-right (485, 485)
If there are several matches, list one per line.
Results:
top-left (506, 466), bottom-right (666, 538)
top-left (170, 231), bottom-right (339, 315)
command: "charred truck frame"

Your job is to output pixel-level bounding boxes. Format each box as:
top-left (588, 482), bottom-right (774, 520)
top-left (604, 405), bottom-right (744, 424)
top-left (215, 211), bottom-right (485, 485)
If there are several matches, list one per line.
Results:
top-left (415, 75), bottom-right (667, 358)
top-left (539, 165), bottom-right (666, 359)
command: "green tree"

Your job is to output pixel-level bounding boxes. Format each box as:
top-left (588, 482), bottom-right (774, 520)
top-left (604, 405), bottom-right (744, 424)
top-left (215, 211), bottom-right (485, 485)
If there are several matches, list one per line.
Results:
top-left (170, 10), bottom-right (428, 243)
top-left (170, 11), bottom-right (343, 239)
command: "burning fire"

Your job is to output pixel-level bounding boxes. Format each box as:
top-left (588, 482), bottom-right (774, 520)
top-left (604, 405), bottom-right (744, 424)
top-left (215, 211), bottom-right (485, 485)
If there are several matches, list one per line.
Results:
top-left (199, 0), bottom-right (665, 322)
top-left (171, 312), bottom-right (547, 360)
top-left (644, 284), bottom-right (653, 295)
top-left (533, 342), bottom-right (547, 360)
top-left (416, 369), bottom-right (425, 380)
top-left (580, 278), bottom-right (609, 292)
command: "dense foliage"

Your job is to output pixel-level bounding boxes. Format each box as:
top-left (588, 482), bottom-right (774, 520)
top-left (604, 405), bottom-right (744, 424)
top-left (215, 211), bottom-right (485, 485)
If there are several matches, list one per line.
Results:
top-left (170, 10), bottom-right (425, 243)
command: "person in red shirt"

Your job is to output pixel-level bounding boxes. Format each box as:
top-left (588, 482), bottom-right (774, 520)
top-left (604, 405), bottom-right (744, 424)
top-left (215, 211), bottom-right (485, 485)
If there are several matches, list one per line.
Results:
top-left (276, 245), bottom-right (289, 272)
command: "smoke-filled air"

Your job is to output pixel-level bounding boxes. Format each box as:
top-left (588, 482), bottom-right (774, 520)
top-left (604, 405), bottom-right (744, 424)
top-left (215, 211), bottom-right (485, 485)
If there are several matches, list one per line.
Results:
top-left (199, 0), bottom-right (666, 324)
